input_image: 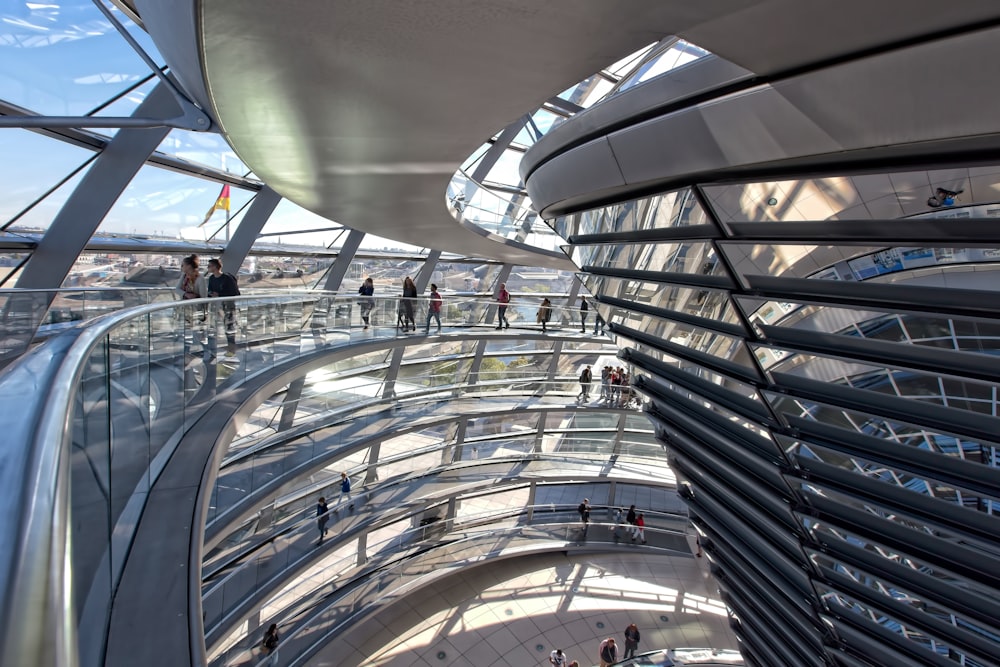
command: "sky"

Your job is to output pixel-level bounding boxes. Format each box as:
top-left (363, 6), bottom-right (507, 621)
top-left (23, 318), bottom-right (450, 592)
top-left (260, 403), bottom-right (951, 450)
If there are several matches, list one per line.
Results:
top-left (1, 1), bottom-right (698, 252)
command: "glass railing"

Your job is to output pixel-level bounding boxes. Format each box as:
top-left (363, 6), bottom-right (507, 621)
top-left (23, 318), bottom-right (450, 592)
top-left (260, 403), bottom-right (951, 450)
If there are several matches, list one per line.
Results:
top-left (0, 286), bottom-right (172, 364)
top-left (204, 375), bottom-right (646, 527)
top-left (204, 490), bottom-right (686, 647)
top-left (209, 511), bottom-right (691, 666)
top-left (0, 290), bottom-right (625, 667)
top-left (202, 434), bottom-right (675, 582)
top-left (202, 385), bottom-right (654, 573)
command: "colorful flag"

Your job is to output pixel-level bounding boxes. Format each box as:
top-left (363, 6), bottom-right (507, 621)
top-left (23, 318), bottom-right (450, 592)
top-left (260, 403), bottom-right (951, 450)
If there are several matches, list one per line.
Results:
top-left (201, 184), bottom-right (231, 226)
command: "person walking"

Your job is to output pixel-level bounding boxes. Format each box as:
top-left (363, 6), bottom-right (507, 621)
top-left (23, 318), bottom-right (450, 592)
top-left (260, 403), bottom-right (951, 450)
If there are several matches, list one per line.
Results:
top-left (578, 365), bottom-right (592, 401)
top-left (594, 310), bottom-right (606, 335)
top-left (549, 648), bottom-right (568, 666)
top-left (206, 258), bottom-right (240, 356)
top-left (537, 297), bottom-right (552, 332)
top-left (579, 297), bottom-right (588, 332)
top-left (612, 507), bottom-right (624, 540)
top-left (633, 512), bottom-right (646, 544)
top-left (577, 497), bottom-right (591, 530)
top-left (425, 283), bottom-right (442, 333)
top-left (495, 282), bottom-right (510, 329)
top-left (358, 277), bottom-right (375, 329)
top-left (261, 623), bottom-right (280, 665)
top-left (316, 496), bottom-right (329, 543)
top-left (336, 471), bottom-right (354, 510)
top-left (623, 623), bottom-right (641, 659)
top-left (401, 276), bottom-right (417, 331)
top-left (598, 637), bottom-right (618, 667)
top-left (626, 504), bottom-right (637, 541)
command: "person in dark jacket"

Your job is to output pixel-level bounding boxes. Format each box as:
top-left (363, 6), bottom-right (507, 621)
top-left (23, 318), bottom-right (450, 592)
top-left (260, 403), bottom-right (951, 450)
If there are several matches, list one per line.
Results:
top-left (577, 498), bottom-right (591, 530)
top-left (261, 623), bottom-right (279, 664)
top-left (578, 365), bottom-right (592, 401)
top-left (579, 297), bottom-right (588, 332)
top-left (316, 497), bottom-right (329, 543)
top-left (206, 258), bottom-right (240, 356)
top-left (358, 277), bottom-right (375, 329)
top-left (337, 471), bottom-right (353, 510)
top-left (623, 623), bottom-right (641, 659)
top-left (401, 276), bottom-right (417, 331)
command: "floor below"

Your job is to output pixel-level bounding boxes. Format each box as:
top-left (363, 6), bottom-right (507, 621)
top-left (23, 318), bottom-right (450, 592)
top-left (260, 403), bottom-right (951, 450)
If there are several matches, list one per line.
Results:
top-left (308, 539), bottom-right (738, 667)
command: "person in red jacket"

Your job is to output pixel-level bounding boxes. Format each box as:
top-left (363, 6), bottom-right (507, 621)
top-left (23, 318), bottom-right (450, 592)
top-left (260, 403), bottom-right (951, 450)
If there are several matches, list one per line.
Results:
top-left (495, 282), bottom-right (510, 329)
top-left (425, 283), bottom-right (442, 333)
top-left (633, 512), bottom-right (646, 544)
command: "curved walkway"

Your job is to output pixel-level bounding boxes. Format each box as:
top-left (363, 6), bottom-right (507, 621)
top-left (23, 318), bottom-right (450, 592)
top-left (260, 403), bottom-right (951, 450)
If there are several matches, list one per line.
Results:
top-left (202, 453), bottom-right (681, 648)
top-left (205, 394), bottom-right (647, 551)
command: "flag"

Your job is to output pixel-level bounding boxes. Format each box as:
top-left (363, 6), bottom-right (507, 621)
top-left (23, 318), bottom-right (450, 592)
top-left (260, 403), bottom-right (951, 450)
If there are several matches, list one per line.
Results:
top-left (201, 184), bottom-right (231, 226)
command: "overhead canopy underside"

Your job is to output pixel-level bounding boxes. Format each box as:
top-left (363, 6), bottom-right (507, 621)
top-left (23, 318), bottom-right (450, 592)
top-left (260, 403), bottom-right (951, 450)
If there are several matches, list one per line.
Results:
top-left (140, 0), bottom-right (1000, 264)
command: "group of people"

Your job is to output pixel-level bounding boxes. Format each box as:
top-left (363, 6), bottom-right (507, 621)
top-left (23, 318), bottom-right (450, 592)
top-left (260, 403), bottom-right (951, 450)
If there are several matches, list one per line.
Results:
top-left (582, 500), bottom-right (647, 544)
top-left (316, 472), bottom-right (354, 544)
top-left (597, 624), bottom-right (643, 665)
top-left (612, 504), bottom-right (647, 543)
top-left (175, 253), bottom-right (241, 358)
top-left (359, 276), bottom-right (443, 334)
top-left (600, 366), bottom-right (638, 408)
top-left (536, 296), bottom-right (606, 334)
top-left (547, 648), bottom-right (578, 667)
top-left (583, 364), bottom-right (638, 407)
top-left (549, 622), bottom-right (643, 667)
top-left (496, 289), bottom-right (606, 335)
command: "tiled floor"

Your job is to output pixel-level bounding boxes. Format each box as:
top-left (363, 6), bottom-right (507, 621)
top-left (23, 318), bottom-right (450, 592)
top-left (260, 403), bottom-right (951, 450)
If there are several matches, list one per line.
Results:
top-left (308, 542), bottom-right (738, 666)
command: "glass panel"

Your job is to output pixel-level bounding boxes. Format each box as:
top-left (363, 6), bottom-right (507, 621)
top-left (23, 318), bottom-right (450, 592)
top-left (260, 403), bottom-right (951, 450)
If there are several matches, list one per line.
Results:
top-left (91, 164), bottom-right (254, 240)
top-left (1, 129), bottom-right (97, 232)
top-left (810, 551), bottom-right (1000, 649)
top-left (557, 71), bottom-right (616, 109)
top-left (254, 197), bottom-right (347, 249)
top-left (550, 189), bottom-right (707, 240)
top-left (156, 130), bottom-right (249, 175)
top-left (585, 275), bottom-right (739, 326)
top-left (571, 240), bottom-right (722, 277)
top-left (90, 77), bottom-right (158, 127)
top-left (704, 166), bottom-right (1000, 223)
top-left (0, 0), bottom-right (164, 116)
top-left (0, 252), bottom-right (28, 287)
top-left (614, 39), bottom-right (712, 94)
